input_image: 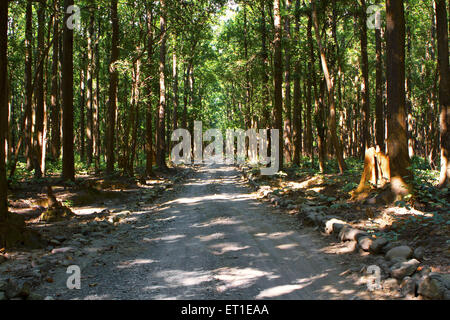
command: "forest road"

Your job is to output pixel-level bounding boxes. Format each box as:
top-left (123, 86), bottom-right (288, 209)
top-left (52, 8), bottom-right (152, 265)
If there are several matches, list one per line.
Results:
top-left (39, 164), bottom-right (371, 300)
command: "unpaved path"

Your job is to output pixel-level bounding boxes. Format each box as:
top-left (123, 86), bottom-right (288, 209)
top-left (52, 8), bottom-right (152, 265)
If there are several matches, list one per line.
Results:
top-left (36, 165), bottom-right (372, 300)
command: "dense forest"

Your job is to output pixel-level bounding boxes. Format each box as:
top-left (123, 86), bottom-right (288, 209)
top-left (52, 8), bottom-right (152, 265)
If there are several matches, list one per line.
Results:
top-left (0, 0), bottom-right (449, 302)
top-left (0, 0), bottom-right (449, 259)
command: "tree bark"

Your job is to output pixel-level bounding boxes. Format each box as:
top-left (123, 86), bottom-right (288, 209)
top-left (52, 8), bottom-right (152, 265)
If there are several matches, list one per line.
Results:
top-left (24, 1), bottom-right (33, 170)
top-left (156, 0), bottom-right (168, 170)
top-left (146, 3), bottom-right (154, 176)
top-left (273, 0), bottom-right (284, 169)
top-left (34, 0), bottom-right (46, 178)
top-left (62, 0), bottom-right (75, 181)
top-left (0, 0), bottom-right (8, 221)
top-left (86, 11), bottom-right (95, 166)
top-left (360, 0), bottom-right (370, 151)
top-left (435, 0), bottom-right (450, 187)
top-left (375, 8), bottom-right (385, 152)
top-left (106, 0), bottom-right (119, 175)
top-left (50, 0), bottom-right (60, 162)
top-left (386, 0), bottom-right (412, 197)
top-left (292, 0), bottom-right (302, 165)
top-left (284, 0), bottom-right (293, 163)
top-left (312, 0), bottom-right (347, 174)
top-left (172, 40), bottom-right (179, 131)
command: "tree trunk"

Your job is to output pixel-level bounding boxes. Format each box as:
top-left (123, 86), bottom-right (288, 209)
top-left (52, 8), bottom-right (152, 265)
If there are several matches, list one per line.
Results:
top-left (375, 7), bottom-right (385, 151)
top-left (106, 0), bottom-right (119, 175)
top-left (62, 0), bottom-right (75, 181)
top-left (156, 0), bottom-right (168, 170)
top-left (307, 12), bottom-right (317, 166)
top-left (261, 0), bottom-right (271, 131)
top-left (172, 41), bottom-right (179, 131)
top-left (146, 3), bottom-right (154, 176)
top-left (273, 0), bottom-right (284, 169)
top-left (24, 1), bottom-right (33, 170)
top-left (34, 0), bottom-right (46, 178)
top-left (79, 60), bottom-right (86, 163)
top-left (284, 0), bottom-right (293, 163)
top-left (360, 0), bottom-right (370, 151)
top-left (86, 11), bottom-right (95, 166)
top-left (435, 0), bottom-right (450, 187)
top-left (386, 0), bottom-right (411, 197)
top-left (292, 0), bottom-right (302, 165)
top-left (94, 12), bottom-right (101, 172)
top-left (50, 0), bottom-right (60, 162)
top-left (0, 0), bottom-right (8, 221)
top-left (312, 0), bottom-right (347, 174)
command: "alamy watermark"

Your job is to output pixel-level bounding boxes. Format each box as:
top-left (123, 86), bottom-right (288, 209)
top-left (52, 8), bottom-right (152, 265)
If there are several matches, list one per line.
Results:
top-left (366, 265), bottom-right (382, 291)
top-left (66, 5), bottom-right (81, 31)
top-left (66, 265), bottom-right (81, 290)
top-left (367, 4), bottom-right (384, 30)
top-left (171, 121), bottom-right (280, 176)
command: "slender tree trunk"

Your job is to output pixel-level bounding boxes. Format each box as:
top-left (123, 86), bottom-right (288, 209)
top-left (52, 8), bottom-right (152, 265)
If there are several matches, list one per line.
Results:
top-left (146, 3), bottom-right (154, 176)
top-left (375, 9), bottom-right (385, 151)
top-left (284, 0), bottom-right (293, 163)
top-left (243, 4), bottom-right (251, 131)
top-left (307, 12), bottom-right (317, 166)
top-left (182, 62), bottom-right (190, 130)
top-left (292, 0), bottom-right (302, 165)
top-left (50, 0), bottom-right (60, 162)
top-left (34, 0), bottom-right (46, 178)
top-left (360, 0), bottom-right (370, 151)
top-left (129, 57), bottom-right (141, 176)
top-left (62, 0), bottom-right (75, 181)
top-left (312, 0), bottom-right (346, 174)
top-left (24, 1), bottom-right (33, 170)
top-left (86, 11), bottom-right (94, 166)
top-left (273, 0), bottom-right (284, 169)
top-left (94, 13), bottom-right (101, 172)
top-left (156, 0), bottom-right (168, 170)
top-left (106, 0), bottom-right (119, 175)
top-left (261, 0), bottom-right (271, 131)
top-left (79, 60), bottom-right (86, 162)
top-left (0, 0), bottom-right (8, 221)
top-left (386, 0), bottom-right (412, 197)
top-left (435, 0), bottom-right (450, 187)
top-left (172, 41), bottom-right (179, 131)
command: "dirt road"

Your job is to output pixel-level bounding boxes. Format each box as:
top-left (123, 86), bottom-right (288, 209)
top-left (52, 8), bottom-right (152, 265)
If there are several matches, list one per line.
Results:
top-left (37, 165), bottom-right (371, 300)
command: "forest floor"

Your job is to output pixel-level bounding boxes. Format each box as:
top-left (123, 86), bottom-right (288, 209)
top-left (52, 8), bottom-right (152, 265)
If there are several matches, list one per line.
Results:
top-left (242, 163), bottom-right (449, 277)
top-left (0, 162), bottom-right (448, 300)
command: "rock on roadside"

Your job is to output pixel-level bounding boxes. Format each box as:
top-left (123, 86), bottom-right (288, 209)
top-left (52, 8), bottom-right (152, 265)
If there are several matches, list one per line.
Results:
top-left (390, 259), bottom-right (420, 280)
top-left (418, 273), bottom-right (450, 300)
top-left (385, 246), bottom-right (413, 261)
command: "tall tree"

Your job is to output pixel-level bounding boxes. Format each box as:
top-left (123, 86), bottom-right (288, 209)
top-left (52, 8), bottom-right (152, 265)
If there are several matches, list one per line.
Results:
top-left (50, 0), bottom-right (61, 161)
top-left (273, 0), bottom-right (284, 169)
top-left (62, 0), bottom-right (75, 181)
top-left (311, 0), bottom-right (347, 173)
top-left (172, 38), bottom-right (179, 131)
top-left (435, 0), bottom-right (450, 187)
top-left (386, 0), bottom-right (411, 197)
top-left (359, 0), bottom-right (370, 152)
top-left (34, 0), bottom-right (46, 178)
top-left (292, 0), bottom-right (302, 165)
top-left (24, 1), bottom-right (33, 170)
top-left (156, 0), bottom-right (168, 170)
top-left (106, 0), bottom-right (119, 175)
top-left (145, 2), bottom-right (154, 176)
top-left (86, 10), bottom-right (95, 166)
top-left (375, 1), bottom-right (384, 152)
top-left (0, 0), bottom-right (8, 221)
top-left (284, 0), bottom-right (293, 163)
